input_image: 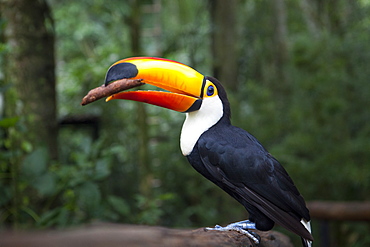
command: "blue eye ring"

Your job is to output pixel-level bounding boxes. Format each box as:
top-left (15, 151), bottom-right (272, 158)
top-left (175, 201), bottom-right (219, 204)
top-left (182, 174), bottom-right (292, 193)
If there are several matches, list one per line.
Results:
top-left (207, 85), bottom-right (215, 96)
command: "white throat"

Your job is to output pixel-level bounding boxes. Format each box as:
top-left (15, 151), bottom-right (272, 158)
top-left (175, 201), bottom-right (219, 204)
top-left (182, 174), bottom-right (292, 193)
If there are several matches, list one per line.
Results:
top-left (180, 96), bottom-right (223, 156)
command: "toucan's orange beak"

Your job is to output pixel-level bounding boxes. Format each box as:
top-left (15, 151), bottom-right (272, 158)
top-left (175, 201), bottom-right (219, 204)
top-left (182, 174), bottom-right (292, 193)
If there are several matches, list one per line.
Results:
top-left (104, 57), bottom-right (205, 112)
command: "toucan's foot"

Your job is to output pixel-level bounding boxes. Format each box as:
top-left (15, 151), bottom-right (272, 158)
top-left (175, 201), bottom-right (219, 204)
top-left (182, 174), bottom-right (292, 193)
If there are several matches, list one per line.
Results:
top-left (206, 220), bottom-right (260, 244)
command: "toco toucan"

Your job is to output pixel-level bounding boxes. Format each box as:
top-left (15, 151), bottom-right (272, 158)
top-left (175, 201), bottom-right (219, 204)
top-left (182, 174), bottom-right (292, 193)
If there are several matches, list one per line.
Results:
top-left (104, 57), bottom-right (313, 246)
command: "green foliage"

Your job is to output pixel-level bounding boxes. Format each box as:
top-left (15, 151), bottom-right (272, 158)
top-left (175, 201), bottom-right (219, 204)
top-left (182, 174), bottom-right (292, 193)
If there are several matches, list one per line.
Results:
top-left (1, 1), bottom-right (370, 246)
top-left (237, 1), bottom-right (370, 245)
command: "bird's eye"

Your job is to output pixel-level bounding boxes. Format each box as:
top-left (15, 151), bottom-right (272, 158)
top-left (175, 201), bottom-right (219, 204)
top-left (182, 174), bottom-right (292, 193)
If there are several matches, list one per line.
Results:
top-left (207, 85), bottom-right (214, 96)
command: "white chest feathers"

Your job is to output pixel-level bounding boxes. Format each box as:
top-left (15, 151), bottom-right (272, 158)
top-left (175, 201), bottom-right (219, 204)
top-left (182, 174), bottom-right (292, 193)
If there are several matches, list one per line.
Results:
top-left (180, 96), bottom-right (224, 156)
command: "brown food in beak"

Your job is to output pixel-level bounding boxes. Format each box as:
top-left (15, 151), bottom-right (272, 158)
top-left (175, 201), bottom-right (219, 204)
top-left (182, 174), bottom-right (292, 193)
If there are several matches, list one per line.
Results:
top-left (81, 78), bottom-right (144, 106)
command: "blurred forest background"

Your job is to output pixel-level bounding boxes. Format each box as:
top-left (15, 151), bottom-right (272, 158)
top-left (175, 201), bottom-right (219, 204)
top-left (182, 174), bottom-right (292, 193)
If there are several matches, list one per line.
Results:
top-left (0, 0), bottom-right (369, 246)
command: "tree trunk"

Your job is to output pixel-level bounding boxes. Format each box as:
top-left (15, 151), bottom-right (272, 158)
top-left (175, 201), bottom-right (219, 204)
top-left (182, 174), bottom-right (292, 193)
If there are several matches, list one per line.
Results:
top-left (299, 0), bottom-right (320, 38)
top-left (272, 0), bottom-right (289, 86)
top-left (209, 0), bottom-right (239, 91)
top-left (127, 0), bottom-right (152, 198)
top-left (2, 0), bottom-right (58, 159)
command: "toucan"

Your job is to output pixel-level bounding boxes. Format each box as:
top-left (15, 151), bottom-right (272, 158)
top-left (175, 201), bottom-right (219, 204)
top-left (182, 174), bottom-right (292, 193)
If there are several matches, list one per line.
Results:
top-left (104, 57), bottom-right (313, 246)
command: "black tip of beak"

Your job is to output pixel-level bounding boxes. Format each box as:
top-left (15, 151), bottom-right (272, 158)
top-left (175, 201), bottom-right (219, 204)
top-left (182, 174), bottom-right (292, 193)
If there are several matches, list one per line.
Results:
top-left (105, 62), bottom-right (139, 86)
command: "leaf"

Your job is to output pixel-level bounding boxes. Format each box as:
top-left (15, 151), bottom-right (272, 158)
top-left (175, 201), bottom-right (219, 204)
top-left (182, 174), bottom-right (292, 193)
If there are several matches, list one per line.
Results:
top-left (21, 206), bottom-right (40, 222)
top-left (0, 184), bottom-right (11, 207)
top-left (76, 181), bottom-right (101, 215)
top-left (56, 207), bottom-right (70, 227)
top-left (93, 159), bottom-right (111, 180)
top-left (37, 208), bottom-right (63, 228)
top-left (107, 195), bottom-right (130, 217)
top-left (21, 147), bottom-right (49, 177)
top-left (158, 193), bottom-right (175, 201)
top-left (0, 117), bottom-right (19, 128)
top-left (32, 173), bottom-right (57, 196)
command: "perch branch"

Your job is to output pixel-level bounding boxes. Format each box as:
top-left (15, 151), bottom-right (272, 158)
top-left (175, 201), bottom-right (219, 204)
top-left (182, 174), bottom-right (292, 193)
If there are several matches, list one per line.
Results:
top-left (0, 223), bottom-right (293, 247)
top-left (308, 201), bottom-right (370, 221)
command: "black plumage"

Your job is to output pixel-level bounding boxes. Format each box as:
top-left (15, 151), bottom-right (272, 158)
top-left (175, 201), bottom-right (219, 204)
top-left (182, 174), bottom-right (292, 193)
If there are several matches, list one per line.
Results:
top-left (187, 77), bottom-right (313, 245)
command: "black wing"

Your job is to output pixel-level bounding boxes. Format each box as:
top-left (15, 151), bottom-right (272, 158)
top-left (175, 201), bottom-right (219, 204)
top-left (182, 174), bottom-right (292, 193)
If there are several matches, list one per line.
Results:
top-left (194, 124), bottom-right (312, 241)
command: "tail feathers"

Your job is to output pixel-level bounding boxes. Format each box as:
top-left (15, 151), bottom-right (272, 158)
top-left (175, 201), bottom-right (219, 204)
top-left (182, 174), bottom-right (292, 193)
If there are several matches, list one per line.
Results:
top-left (300, 219), bottom-right (313, 247)
top-left (301, 237), bottom-right (313, 247)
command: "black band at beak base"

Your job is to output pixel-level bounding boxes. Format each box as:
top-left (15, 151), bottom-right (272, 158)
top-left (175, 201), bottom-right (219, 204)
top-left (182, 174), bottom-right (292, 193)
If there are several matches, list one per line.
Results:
top-left (105, 63), bottom-right (139, 86)
top-left (184, 99), bottom-right (202, 113)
